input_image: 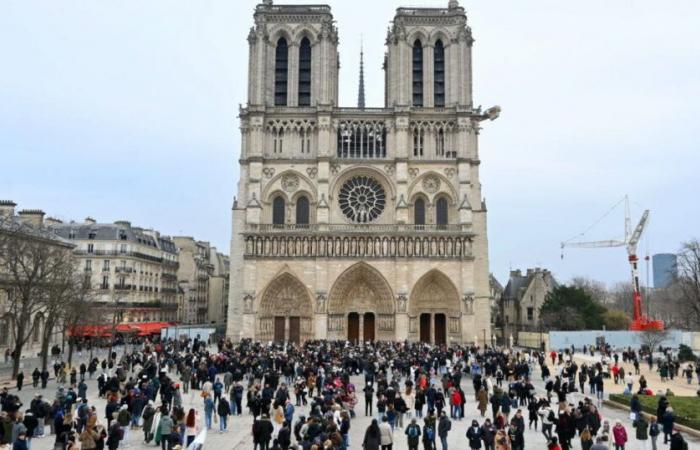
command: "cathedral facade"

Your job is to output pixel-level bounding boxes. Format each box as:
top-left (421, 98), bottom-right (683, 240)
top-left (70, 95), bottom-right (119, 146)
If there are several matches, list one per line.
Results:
top-left (227, 0), bottom-right (498, 345)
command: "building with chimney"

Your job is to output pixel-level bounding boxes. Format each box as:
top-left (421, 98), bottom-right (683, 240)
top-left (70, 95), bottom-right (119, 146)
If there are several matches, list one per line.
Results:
top-left (227, 0), bottom-right (498, 344)
top-left (51, 217), bottom-right (180, 326)
top-left (0, 201), bottom-right (73, 353)
top-left (501, 268), bottom-right (557, 336)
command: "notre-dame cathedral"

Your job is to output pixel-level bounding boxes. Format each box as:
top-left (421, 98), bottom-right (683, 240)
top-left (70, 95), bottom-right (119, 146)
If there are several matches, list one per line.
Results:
top-left (227, 0), bottom-right (498, 345)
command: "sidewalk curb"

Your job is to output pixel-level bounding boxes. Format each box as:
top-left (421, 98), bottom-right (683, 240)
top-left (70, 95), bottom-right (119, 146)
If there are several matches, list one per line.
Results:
top-left (603, 399), bottom-right (700, 439)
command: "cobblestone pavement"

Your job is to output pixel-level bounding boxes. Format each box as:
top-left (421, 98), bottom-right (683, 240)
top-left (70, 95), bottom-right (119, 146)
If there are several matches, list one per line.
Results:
top-left (1, 349), bottom-right (695, 450)
top-left (571, 352), bottom-right (700, 397)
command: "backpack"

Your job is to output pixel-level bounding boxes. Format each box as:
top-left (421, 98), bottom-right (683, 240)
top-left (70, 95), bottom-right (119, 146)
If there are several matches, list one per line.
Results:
top-left (426, 427), bottom-right (434, 440)
top-left (408, 425), bottom-right (419, 438)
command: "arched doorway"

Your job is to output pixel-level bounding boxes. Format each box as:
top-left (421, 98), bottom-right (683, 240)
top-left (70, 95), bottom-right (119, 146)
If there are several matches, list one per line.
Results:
top-left (419, 313), bottom-right (431, 343)
top-left (328, 262), bottom-right (395, 341)
top-left (258, 272), bottom-right (314, 343)
top-left (410, 270), bottom-right (461, 344)
top-left (434, 313), bottom-right (447, 345)
top-left (363, 312), bottom-right (375, 342)
top-left (348, 313), bottom-right (360, 344)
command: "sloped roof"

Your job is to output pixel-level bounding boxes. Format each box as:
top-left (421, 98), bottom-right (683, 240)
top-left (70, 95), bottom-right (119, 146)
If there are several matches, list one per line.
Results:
top-left (0, 216), bottom-right (74, 248)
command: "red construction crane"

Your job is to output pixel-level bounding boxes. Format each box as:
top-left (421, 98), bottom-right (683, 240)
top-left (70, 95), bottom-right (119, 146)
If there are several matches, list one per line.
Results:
top-left (561, 197), bottom-right (664, 331)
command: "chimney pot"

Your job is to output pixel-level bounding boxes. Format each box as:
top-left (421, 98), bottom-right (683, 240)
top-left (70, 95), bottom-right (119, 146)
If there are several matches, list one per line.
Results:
top-left (18, 209), bottom-right (46, 227)
top-left (0, 200), bottom-right (17, 218)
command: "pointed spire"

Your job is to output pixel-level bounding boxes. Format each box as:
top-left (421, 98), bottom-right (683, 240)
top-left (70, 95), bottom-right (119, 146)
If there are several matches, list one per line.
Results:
top-left (357, 36), bottom-right (366, 109)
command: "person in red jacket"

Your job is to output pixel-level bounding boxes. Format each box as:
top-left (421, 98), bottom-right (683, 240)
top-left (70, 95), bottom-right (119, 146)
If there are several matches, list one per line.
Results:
top-left (450, 390), bottom-right (462, 419)
top-left (612, 421), bottom-right (628, 450)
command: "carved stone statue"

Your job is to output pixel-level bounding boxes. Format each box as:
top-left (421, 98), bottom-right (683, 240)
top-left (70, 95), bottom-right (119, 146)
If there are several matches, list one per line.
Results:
top-left (243, 293), bottom-right (255, 313)
top-left (316, 292), bottom-right (327, 313)
top-left (462, 293), bottom-right (475, 314)
top-left (396, 294), bottom-right (407, 312)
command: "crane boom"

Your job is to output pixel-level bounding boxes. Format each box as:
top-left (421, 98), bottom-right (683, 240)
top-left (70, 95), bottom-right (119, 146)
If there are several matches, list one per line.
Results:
top-left (627, 210), bottom-right (649, 254)
top-left (561, 239), bottom-right (626, 249)
top-left (561, 201), bottom-right (663, 331)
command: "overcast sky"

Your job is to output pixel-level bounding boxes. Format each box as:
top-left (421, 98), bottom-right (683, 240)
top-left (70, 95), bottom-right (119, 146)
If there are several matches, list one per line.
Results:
top-left (2, 0), bottom-right (699, 287)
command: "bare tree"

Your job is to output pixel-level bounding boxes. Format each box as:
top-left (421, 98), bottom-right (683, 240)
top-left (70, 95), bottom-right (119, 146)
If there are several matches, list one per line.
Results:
top-left (0, 221), bottom-right (74, 378)
top-left (637, 329), bottom-right (671, 352)
top-left (677, 240), bottom-right (700, 327)
top-left (609, 281), bottom-right (635, 316)
top-left (60, 273), bottom-right (95, 367)
top-left (571, 277), bottom-right (608, 304)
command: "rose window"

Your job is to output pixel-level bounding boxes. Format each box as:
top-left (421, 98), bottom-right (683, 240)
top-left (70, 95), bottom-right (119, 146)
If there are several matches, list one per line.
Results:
top-left (338, 176), bottom-right (386, 223)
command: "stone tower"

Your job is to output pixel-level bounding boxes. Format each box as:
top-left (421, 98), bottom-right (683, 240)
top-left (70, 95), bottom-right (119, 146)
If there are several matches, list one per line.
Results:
top-left (227, 0), bottom-right (497, 346)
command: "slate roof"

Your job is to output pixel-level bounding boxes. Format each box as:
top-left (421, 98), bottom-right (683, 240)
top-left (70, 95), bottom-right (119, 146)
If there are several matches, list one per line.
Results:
top-left (0, 216), bottom-right (74, 248)
top-left (51, 222), bottom-right (177, 254)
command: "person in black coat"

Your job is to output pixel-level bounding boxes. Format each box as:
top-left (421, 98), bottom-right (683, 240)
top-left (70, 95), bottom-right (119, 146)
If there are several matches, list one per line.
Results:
top-left (217, 398), bottom-right (231, 431)
top-left (277, 422), bottom-right (291, 450)
top-left (362, 419), bottom-right (381, 450)
top-left (466, 420), bottom-right (482, 449)
top-left (252, 415), bottom-right (274, 450)
top-left (16, 372), bottom-right (23, 391)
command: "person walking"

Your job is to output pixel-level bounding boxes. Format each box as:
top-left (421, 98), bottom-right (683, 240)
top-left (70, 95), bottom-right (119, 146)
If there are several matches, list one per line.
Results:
top-left (362, 419), bottom-right (381, 450)
top-left (649, 417), bottom-right (660, 450)
top-left (477, 388), bottom-right (488, 418)
top-left (379, 416), bottom-right (393, 450)
top-left (252, 414), bottom-right (273, 450)
top-left (661, 407), bottom-right (675, 444)
top-left (466, 420), bottom-right (482, 450)
top-left (480, 419), bottom-right (496, 450)
top-left (156, 411), bottom-right (174, 450)
top-left (16, 372), bottom-right (24, 391)
top-left (437, 411), bottom-right (451, 450)
top-left (612, 421), bottom-right (628, 450)
top-left (203, 394), bottom-right (214, 430)
top-left (405, 418), bottom-right (422, 450)
top-left (633, 415), bottom-right (649, 447)
top-left (217, 397), bottom-right (231, 433)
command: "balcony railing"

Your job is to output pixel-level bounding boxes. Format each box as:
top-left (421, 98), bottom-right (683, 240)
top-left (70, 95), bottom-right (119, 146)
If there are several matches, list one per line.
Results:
top-left (115, 267), bottom-right (134, 274)
top-left (245, 223), bottom-right (471, 235)
top-left (114, 284), bottom-right (133, 291)
top-left (74, 249), bottom-right (164, 264)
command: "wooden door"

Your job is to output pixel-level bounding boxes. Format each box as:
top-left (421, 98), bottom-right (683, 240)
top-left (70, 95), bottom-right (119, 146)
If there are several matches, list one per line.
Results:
top-left (434, 313), bottom-right (446, 346)
top-left (347, 313), bottom-right (360, 344)
top-left (363, 312), bottom-right (375, 342)
top-left (420, 313), bottom-right (431, 343)
top-left (288, 316), bottom-right (300, 344)
top-left (274, 316), bottom-right (285, 342)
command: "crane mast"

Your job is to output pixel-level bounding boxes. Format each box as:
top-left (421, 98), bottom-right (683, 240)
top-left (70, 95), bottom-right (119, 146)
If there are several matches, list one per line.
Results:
top-left (561, 198), bottom-right (663, 331)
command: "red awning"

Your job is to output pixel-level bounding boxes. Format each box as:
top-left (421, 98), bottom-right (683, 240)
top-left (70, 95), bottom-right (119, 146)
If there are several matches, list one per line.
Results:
top-left (130, 322), bottom-right (170, 336)
top-left (68, 325), bottom-right (112, 337)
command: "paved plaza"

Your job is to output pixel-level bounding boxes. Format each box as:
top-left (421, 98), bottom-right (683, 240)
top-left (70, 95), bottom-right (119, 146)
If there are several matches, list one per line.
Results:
top-left (1, 347), bottom-right (695, 450)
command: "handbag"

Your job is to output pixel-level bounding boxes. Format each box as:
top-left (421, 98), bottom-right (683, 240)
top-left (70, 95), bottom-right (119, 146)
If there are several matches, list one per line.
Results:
top-left (629, 412), bottom-right (636, 421)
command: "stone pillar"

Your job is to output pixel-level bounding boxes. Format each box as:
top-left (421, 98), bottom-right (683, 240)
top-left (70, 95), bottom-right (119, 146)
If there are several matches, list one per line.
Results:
top-left (359, 314), bottom-right (364, 344)
top-left (288, 43), bottom-right (299, 107)
top-left (423, 43), bottom-right (434, 108)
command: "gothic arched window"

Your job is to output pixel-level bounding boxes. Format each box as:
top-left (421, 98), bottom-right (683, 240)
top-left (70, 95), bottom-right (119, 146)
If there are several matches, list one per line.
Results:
top-left (434, 39), bottom-right (445, 107)
top-left (274, 38), bottom-right (289, 106)
top-left (298, 37), bottom-right (312, 106)
top-left (436, 197), bottom-right (448, 227)
top-left (272, 196), bottom-right (286, 226)
top-left (296, 196), bottom-right (309, 226)
top-left (414, 198), bottom-right (426, 226)
top-left (412, 40), bottom-right (424, 107)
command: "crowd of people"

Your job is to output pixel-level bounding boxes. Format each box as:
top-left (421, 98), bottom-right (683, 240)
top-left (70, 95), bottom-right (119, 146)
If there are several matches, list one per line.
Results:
top-left (0, 338), bottom-right (693, 450)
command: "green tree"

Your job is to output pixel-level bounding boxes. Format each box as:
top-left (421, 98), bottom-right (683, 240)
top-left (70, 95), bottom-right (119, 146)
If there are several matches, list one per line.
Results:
top-left (603, 309), bottom-right (631, 330)
top-left (539, 285), bottom-right (606, 330)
